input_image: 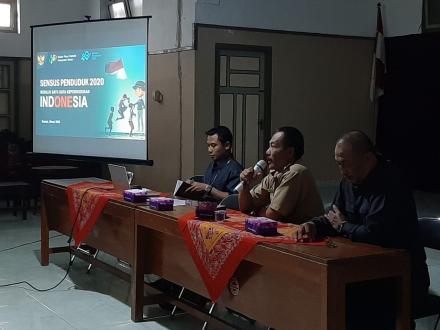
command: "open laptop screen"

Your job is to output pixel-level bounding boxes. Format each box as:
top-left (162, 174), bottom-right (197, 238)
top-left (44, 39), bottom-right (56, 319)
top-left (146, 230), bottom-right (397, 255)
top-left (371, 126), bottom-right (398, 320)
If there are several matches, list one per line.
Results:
top-left (108, 164), bottom-right (130, 191)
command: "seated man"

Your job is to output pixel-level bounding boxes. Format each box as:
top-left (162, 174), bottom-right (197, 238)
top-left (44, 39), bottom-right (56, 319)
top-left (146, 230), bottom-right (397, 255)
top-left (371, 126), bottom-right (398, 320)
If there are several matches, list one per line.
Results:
top-left (239, 126), bottom-right (324, 223)
top-left (186, 126), bottom-right (243, 201)
top-left (296, 130), bottom-right (430, 329)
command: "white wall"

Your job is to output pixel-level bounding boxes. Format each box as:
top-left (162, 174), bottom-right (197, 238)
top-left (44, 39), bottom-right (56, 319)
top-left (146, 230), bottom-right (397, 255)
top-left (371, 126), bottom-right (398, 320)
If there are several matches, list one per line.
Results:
top-left (0, 0), bottom-right (100, 58)
top-left (195, 0), bottom-right (423, 37)
top-left (142, 0), bottom-right (195, 53)
top-left (3, 0), bottom-right (423, 57)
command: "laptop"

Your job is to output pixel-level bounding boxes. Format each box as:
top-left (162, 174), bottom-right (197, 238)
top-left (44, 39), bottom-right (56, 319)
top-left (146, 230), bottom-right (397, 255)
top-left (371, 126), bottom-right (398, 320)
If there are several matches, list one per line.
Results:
top-left (108, 164), bottom-right (161, 197)
top-left (108, 164), bottom-right (131, 192)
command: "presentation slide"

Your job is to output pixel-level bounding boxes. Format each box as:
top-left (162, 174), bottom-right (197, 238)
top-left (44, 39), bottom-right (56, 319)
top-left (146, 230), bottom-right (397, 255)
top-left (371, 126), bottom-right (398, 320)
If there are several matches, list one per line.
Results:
top-left (32, 18), bottom-right (149, 162)
top-left (36, 45), bottom-right (146, 140)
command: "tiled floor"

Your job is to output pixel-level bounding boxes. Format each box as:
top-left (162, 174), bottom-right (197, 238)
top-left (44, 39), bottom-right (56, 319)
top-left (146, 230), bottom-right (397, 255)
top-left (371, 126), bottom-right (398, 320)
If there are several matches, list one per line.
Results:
top-left (0, 187), bottom-right (440, 330)
top-left (0, 209), bottom-right (205, 330)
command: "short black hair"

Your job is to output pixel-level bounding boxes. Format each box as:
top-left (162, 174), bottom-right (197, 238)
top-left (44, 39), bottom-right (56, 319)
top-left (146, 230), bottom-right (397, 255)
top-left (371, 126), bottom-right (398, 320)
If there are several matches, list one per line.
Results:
top-left (206, 126), bottom-right (233, 145)
top-left (337, 130), bottom-right (374, 155)
top-left (277, 126), bottom-right (304, 160)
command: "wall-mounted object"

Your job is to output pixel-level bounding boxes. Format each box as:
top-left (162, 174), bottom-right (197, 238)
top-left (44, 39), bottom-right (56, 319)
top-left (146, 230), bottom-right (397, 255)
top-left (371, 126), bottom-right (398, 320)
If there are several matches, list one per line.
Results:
top-left (152, 90), bottom-right (163, 103)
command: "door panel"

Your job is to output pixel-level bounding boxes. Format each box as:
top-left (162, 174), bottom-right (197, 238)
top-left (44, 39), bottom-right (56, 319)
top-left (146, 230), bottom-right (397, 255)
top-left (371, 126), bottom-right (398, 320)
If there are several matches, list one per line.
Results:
top-left (0, 92), bottom-right (9, 114)
top-left (219, 55), bottom-right (227, 87)
top-left (229, 74), bottom-right (260, 88)
top-left (219, 94), bottom-right (233, 130)
top-left (245, 94), bottom-right (260, 166)
top-left (235, 94), bottom-right (243, 163)
top-left (0, 61), bottom-right (14, 131)
top-left (229, 56), bottom-right (260, 71)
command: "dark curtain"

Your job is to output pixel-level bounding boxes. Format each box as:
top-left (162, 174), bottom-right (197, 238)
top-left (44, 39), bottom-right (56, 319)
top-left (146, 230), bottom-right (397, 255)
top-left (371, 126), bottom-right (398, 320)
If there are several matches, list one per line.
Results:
top-left (376, 33), bottom-right (440, 191)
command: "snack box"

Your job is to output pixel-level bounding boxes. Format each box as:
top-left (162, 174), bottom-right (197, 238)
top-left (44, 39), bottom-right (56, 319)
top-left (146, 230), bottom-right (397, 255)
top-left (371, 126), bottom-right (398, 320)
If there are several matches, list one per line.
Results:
top-left (150, 197), bottom-right (174, 211)
top-left (245, 217), bottom-right (278, 236)
top-left (123, 189), bottom-right (148, 203)
top-left (195, 201), bottom-right (218, 219)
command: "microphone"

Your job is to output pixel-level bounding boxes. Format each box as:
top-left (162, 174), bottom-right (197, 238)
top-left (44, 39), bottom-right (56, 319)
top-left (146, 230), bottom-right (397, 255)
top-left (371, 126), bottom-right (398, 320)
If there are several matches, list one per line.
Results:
top-left (235, 160), bottom-right (267, 192)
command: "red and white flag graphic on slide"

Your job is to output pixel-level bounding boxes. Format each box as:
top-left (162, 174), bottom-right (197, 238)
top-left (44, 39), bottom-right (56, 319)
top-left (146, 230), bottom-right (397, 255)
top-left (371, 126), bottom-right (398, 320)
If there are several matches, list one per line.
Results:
top-left (105, 59), bottom-right (127, 80)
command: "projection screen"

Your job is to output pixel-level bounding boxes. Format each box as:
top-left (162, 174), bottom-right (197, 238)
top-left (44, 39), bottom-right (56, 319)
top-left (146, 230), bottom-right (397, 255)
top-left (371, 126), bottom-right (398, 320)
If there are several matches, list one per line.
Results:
top-left (32, 17), bottom-right (150, 163)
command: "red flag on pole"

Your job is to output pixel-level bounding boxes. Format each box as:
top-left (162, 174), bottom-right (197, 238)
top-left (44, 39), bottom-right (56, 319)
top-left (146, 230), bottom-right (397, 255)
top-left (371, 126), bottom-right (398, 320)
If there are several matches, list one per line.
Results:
top-left (370, 3), bottom-right (386, 102)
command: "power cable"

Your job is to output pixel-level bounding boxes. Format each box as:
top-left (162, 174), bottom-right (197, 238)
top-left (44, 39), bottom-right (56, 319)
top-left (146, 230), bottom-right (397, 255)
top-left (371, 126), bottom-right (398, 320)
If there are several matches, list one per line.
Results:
top-left (0, 186), bottom-right (108, 291)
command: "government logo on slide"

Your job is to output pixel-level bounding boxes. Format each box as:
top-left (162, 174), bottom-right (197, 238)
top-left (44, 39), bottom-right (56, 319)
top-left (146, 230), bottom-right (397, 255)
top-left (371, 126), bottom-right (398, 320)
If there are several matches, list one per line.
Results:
top-left (37, 54), bottom-right (46, 66)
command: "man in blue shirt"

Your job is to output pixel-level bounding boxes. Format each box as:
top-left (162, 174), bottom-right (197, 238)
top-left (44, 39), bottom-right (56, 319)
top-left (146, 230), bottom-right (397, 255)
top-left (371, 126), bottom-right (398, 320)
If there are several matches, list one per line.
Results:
top-left (186, 126), bottom-right (243, 201)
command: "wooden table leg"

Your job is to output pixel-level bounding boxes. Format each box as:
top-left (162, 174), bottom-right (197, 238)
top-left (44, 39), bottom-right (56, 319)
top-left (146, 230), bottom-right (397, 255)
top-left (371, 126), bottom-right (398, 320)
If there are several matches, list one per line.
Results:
top-left (40, 190), bottom-right (49, 266)
top-left (395, 270), bottom-right (411, 330)
top-left (325, 270), bottom-right (346, 330)
top-left (131, 223), bottom-right (146, 321)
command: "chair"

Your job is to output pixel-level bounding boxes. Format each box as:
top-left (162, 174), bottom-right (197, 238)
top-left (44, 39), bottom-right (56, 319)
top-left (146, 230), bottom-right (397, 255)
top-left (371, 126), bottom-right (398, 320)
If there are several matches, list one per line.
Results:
top-left (414, 217), bottom-right (440, 329)
top-left (0, 132), bottom-right (31, 219)
top-left (220, 194), bottom-right (239, 211)
top-left (0, 181), bottom-right (30, 220)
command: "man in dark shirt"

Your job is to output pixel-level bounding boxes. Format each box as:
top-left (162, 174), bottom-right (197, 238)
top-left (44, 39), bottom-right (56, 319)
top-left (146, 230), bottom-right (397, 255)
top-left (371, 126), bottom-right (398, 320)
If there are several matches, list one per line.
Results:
top-left (296, 130), bottom-right (429, 329)
top-left (186, 126), bottom-right (243, 201)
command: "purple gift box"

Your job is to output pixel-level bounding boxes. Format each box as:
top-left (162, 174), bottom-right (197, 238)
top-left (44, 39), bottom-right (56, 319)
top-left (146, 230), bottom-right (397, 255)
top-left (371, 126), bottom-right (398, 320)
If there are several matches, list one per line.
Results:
top-left (123, 189), bottom-right (148, 203)
top-left (150, 197), bottom-right (174, 211)
top-left (195, 201), bottom-right (218, 219)
top-left (245, 217), bottom-right (278, 236)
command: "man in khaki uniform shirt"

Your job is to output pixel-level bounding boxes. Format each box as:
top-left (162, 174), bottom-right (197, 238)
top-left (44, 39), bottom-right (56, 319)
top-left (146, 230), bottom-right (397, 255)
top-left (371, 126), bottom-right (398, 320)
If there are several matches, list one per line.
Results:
top-left (239, 127), bottom-right (324, 224)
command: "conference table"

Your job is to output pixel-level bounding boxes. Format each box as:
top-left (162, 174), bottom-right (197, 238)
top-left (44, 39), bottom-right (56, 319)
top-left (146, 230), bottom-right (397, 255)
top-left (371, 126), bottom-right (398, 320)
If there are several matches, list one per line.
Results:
top-left (40, 179), bottom-right (411, 330)
top-left (132, 205), bottom-right (411, 330)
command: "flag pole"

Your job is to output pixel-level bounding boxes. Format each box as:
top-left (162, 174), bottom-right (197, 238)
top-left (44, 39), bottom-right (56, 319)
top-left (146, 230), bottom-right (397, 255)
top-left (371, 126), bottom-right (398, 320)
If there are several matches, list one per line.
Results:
top-left (372, 2), bottom-right (385, 145)
top-left (373, 2), bottom-right (380, 145)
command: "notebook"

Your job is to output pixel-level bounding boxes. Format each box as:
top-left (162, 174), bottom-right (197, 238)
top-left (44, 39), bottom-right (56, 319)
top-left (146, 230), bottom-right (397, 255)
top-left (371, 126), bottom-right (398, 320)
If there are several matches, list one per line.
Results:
top-left (173, 179), bottom-right (205, 200)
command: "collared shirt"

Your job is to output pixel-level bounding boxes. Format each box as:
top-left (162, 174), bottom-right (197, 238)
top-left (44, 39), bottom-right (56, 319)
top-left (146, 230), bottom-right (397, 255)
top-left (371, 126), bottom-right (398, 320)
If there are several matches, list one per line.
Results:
top-left (311, 158), bottom-right (429, 298)
top-left (313, 158), bottom-right (422, 247)
top-left (250, 163), bottom-right (324, 224)
top-left (203, 157), bottom-right (243, 194)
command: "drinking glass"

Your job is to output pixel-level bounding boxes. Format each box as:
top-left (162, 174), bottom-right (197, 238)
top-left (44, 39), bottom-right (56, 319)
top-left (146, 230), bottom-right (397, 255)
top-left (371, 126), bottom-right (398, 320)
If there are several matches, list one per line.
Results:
top-left (127, 171), bottom-right (134, 185)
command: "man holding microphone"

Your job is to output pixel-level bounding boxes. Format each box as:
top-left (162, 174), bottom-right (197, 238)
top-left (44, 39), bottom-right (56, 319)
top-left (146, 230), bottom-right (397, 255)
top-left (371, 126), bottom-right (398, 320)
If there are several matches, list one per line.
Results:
top-left (239, 126), bottom-right (323, 224)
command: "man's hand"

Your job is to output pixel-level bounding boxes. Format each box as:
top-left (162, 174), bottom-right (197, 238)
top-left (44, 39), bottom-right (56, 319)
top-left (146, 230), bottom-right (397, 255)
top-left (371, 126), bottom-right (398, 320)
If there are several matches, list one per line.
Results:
top-left (239, 167), bottom-right (264, 188)
top-left (325, 205), bottom-right (347, 231)
top-left (185, 181), bottom-right (208, 193)
top-left (294, 222), bottom-right (317, 242)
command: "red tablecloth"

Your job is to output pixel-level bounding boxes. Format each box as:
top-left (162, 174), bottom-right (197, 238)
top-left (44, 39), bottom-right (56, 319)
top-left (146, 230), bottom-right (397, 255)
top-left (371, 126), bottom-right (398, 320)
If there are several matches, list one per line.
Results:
top-left (178, 211), bottom-right (327, 301)
top-left (66, 182), bottom-right (123, 246)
